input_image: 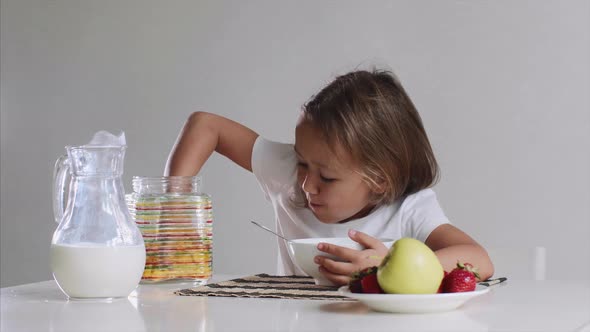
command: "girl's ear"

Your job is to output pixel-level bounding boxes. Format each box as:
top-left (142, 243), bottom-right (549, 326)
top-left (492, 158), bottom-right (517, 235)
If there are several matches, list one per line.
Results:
top-left (368, 181), bottom-right (387, 206)
top-left (373, 185), bottom-right (386, 194)
top-left (370, 177), bottom-right (387, 194)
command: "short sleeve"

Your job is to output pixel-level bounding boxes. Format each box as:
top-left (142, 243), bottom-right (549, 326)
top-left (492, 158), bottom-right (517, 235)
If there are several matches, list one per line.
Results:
top-left (251, 136), bottom-right (297, 201)
top-left (399, 189), bottom-right (450, 242)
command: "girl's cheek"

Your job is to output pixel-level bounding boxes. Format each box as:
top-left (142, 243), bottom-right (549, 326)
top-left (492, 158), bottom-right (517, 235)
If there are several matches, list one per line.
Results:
top-left (320, 186), bottom-right (334, 201)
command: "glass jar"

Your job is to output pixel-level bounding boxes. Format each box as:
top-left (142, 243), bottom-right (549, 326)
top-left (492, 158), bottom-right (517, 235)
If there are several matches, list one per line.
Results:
top-left (126, 176), bottom-right (213, 284)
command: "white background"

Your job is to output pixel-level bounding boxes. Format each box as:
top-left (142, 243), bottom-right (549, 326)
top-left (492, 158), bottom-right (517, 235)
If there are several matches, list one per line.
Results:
top-left (1, 0), bottom-right (589, 287)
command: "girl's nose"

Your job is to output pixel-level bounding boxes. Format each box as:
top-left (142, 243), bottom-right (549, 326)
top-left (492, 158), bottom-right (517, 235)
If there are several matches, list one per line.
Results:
top-left (301, 174), bottom-right (319, 194)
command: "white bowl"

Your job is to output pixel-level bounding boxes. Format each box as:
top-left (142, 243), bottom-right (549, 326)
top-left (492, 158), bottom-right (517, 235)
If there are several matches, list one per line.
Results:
top-left (286, 237), bottom-right (394, 286)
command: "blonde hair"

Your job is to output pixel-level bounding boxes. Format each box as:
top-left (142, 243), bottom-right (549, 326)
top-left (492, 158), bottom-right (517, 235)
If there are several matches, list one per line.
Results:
top-left (297, 69), bottom-right (439, 206)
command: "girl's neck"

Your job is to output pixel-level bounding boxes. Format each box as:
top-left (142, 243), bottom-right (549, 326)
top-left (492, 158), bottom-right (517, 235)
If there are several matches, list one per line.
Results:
top-left (338, 204), bottom-right (377, 224)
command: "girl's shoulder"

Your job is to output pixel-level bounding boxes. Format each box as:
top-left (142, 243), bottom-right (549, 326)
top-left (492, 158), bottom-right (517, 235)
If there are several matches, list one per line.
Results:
top-left (397, 188), bottom-right (447, 219)
top-left (253, 136), bottom-right (295, 161)
top-left (396, 188), bottom-right (449, 240)
top-left (251, 137), bottom-right (297, 196)
top-left (399, 188), bottom-right (438, 208)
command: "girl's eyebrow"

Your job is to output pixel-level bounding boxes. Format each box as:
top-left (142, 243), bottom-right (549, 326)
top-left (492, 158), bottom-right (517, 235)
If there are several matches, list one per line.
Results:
top-left (294, 146), bottom-right (334, 170)
top-left (294, 146), bottom-right (307, 160)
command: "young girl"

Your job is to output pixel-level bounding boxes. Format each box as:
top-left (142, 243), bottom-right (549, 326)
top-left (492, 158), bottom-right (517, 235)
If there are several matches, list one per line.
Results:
top-left (165, 69), bottom-right (494, 286)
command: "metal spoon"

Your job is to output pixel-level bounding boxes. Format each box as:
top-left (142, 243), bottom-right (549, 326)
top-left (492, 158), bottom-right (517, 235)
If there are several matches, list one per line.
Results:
top-left (250, 220), bottom-right (291, 243)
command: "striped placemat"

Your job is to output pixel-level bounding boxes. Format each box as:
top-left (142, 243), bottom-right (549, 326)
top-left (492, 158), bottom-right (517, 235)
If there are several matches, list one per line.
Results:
top-left (175, 274), bottom-right (508, 300)
top-left (174, 274), bottom-right (352, 301)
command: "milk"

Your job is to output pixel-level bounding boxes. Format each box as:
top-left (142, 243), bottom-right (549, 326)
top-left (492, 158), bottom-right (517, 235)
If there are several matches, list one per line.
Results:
top-left (50, 243), bottom-right (146, 299)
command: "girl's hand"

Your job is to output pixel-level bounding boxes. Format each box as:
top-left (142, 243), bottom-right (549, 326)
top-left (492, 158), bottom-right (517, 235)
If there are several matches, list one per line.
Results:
top-left (314, 229), bottom-right (389, 286)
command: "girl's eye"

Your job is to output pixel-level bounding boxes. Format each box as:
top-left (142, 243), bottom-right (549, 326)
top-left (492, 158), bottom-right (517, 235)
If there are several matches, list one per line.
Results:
top-left (297, 162), bottom-right (308, 168)
top-left (320, 175), bottom-right (335, 183)
top-left (297, 161), bottom-right (335, 182)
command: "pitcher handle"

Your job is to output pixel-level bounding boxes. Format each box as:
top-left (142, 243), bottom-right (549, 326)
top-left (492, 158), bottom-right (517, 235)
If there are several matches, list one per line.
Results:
top-left (53, 154), bottom-right (70, 224)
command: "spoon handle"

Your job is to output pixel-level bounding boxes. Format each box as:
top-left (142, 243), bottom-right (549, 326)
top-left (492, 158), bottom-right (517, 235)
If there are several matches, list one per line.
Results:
top-left (250, 220), bottom-right (291, 242)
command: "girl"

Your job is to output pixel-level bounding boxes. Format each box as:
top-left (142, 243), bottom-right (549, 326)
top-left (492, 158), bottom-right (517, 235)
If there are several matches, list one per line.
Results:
top-left (165, 69), bottom-right (494, 286)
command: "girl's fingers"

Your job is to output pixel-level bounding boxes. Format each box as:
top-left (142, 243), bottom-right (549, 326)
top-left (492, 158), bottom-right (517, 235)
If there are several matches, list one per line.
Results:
top-left (315, 234), bottom-right (388, 285)
top-left (318, 266), bottom-right (350, 286)
top-left (349, 229), bottom-right (383, 250)
top-left (316, 243), bottom-right (359, 261)
top-left (315, 256), bottom-right (355, 275)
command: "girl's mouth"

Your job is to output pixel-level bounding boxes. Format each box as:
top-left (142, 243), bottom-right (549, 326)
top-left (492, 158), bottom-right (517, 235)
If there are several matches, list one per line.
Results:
top-left (308, 202), bottom-right (323, 209)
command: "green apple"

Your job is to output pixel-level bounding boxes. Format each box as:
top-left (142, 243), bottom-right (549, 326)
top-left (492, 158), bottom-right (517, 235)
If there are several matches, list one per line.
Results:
top-left (377, 238), bottom-right (444, 294)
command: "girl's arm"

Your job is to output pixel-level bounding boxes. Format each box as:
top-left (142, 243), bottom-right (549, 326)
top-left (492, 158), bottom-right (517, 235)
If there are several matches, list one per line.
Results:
top-left (426, 224), bottom-right (494, 280)
top-left (316, 225), bottom-right (494, 286)
top-left (165, 112), bottom-right (259, 176)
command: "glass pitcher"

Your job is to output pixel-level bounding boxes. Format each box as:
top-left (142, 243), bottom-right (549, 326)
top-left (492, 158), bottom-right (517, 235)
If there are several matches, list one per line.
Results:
top-left (51, 144), bottom-right (146, 300)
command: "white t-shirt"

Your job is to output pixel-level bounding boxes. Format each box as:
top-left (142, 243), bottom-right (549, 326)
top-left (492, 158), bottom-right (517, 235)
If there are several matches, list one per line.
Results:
top-left (251, 136), bottom-right (450, 275)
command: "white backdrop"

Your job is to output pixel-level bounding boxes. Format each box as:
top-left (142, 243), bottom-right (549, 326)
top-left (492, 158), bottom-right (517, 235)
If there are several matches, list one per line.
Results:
top-left (1, 0), bottom-right (589, 287)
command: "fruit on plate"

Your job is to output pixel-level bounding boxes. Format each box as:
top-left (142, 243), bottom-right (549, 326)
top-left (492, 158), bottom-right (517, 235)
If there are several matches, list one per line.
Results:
top-left (440, 262), bottom-right (481, 293)
top-left (437, 271), bottom-right (449, 293)
top-left (377, 238), bottom-right (444, 294)
top-left (349, 266), bottom-right (383, 293)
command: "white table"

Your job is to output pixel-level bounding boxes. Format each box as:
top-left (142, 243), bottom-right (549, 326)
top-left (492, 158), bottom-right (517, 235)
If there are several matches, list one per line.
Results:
top-left (2, 275), bottom-right (589, 332)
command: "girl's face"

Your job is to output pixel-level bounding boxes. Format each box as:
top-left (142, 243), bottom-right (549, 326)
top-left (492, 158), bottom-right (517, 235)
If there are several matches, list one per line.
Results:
top-left (295, 122), bottom-right (377, 223)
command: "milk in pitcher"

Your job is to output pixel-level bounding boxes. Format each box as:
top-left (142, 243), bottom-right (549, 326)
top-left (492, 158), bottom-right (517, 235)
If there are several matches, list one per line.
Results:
top-left (50, 243), bottom-right (146, 299)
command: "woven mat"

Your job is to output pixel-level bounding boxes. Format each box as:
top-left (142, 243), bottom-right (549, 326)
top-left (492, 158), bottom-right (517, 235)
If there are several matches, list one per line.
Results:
top-left (174, 274), bottom-right (352, 301)
top-left (175, 274), bottom-right (508, 301)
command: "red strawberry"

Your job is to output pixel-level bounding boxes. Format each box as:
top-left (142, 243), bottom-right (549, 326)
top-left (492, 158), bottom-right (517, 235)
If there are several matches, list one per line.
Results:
top-left (441, 262), bottom-right (480, 293)
top-left (349, 277), bottom-right (363, 293)
top-left (349, 267), bottom-right (371, 293)
top-left (349, 266), bottom-right (383, 293)
top-left (437, 271), bottom-right (449, 293)
top-left (360, 272), bottom-right (383, 294)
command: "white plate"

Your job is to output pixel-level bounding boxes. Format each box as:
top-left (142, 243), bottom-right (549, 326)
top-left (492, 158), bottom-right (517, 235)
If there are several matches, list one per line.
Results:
top-left (338, 285), bottom-right (490, 313)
